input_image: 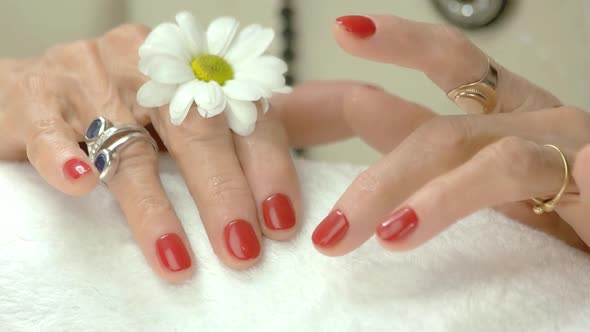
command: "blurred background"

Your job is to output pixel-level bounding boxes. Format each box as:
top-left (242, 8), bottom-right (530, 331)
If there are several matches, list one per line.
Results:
top-left (1, 0), bottom-right (588, 165)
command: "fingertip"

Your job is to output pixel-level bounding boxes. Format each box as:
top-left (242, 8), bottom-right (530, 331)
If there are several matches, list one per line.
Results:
top-left (311, 209), bottom-right (351, 257)
top-left (334, 15), bottom-right (377, 40)
top-left (152, 232), bottom-right (197, 283)
top-left (158, 264), bottom-right (196, 284)
top-left (216, 219), bottom-right (263, 270)
top-left (375, 206), bottom-right (421, 252)
top-left (375, 236), bottom-right (419, 253)
top-left (260, 193), bottom-right (300, 241)
top-left (61, 157), bottom-right (100, 196)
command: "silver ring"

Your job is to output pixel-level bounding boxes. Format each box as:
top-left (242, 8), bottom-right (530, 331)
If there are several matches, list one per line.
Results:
top-left (85, 117), bottom-right (158, 182)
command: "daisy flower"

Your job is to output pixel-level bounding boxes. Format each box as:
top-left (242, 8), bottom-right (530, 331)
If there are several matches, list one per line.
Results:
top-left (136, 11), bottom-right (291, 136)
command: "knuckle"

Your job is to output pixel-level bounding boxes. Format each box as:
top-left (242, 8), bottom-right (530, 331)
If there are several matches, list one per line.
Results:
top-left (342, 84), bottom-right (382, 119)
top-left (118, 145), bottom-right (158, 170)
top-left (60, 40), bottom-right (103, 69)
top-left (69, 40), bottom-right (100, 57)
top-left (134, 195), bottom-right (174, 229)
top-left (28, 118), bottom-right (61, 143)
top-left (96, 86), bottom-right (124, 115)
top-left (106, 23), bottom-right (150, 42)
top-left (414, 116), bottom-right (473, 151)
top-left (204, 173), bottom-right (251, 205)
top-left (167, 128), bottom-right (229, 157)
top-left (432, 24), bottom-right (468, 48)
top-left (482, 137), bottom-right (539, 187)
top-left (136, 195), bottom-right (173, 215)
top-left (19, 72), bottom-right (55, 99)
top-left (351, 169), bottom-right (382, 193)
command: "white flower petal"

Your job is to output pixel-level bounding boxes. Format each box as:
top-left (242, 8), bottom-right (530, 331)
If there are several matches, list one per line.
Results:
top-left (139, 23), bottom-right (191, 62)
top-left (234, 55), bottom-right (288, 74)
top-left (143, 55), bottom-right (194, 84)
top-left (136, 81), bottom-right (177, 108)
top-left (235, 70), bottom-right (286, 91)
top-left (194, 81), bottom-right (227, 118)
top-left (225, 99), bottom-right (258, 136)
top-left (138, 56), bottom-right (157, 76)
top-left (273, 86), bottom-right (293, 94)
top-left (175, 11), bottom-right (206, 56)
top-left (260, 97), bottom-right (269, 113)
top-left (169, 80), bottom-right (200, 126)
top-left (226, 25), bottom-right (275, 65)
top-left (207, 16), bottom-right (239, 56)
top-left (223, 79), bottom-right (263, 101)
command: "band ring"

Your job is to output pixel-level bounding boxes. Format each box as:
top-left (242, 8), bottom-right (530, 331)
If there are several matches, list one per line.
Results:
top-left (85, 117), bottom-right (158, 182)
top-left (447, 58), bottom-right (498, 114)
top-left (531, 144), bottom-right (570, 215)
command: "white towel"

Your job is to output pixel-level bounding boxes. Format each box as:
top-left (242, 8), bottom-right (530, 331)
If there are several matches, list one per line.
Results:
top-left (1, 155), bottom-right (589, 332)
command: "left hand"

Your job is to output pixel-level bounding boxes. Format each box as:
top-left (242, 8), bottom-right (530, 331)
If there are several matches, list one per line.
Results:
top-left (278, 15), bottom-right (590, 255)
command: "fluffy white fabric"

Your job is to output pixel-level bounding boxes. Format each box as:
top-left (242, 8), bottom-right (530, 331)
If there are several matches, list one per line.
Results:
top-left (1, 156), bottom-right (590, 332)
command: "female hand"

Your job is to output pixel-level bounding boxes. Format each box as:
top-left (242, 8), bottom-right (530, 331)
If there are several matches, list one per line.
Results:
top-left (0, 18), bottom-right (314, 282)
top-left (292, 15), bottom-right (590, 255)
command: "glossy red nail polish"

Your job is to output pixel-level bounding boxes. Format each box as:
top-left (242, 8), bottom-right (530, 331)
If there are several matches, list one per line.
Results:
top-left (156, 233), bottom-right (192, 272)
top-left (64, 159), bottom-right (91, 179)
top-left (262, 194), bottom-right (296, 230)
top-left (336, 15), bottom-right (376, 39)
top-left (224, 220), bottom-right (261, 260)
top-left (312, 209), bottom-right (349, 248)
top-left (377, 207), bottom-right (419, 241)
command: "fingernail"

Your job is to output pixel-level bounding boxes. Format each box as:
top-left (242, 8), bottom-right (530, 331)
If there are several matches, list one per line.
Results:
top-left (377, 207), bottom-right (419, 242)
top-left (312, 209), bottom-right (349, 248)
top-left (64, 159), bottom-right (91, 179)
top-left (336, 15), bottom-right (376, 39)
top-left (262, 194), bottom-right (296, 231)
top-left (156, 233), bottom-right (192, 272)
top-left (224, 220), bottom-right (261, 260)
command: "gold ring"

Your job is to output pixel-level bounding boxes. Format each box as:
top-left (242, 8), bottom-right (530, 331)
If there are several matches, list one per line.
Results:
top-left (531, 144), bottom-right (570, 215)
top-left (447, 58), bottom-right (498, 114)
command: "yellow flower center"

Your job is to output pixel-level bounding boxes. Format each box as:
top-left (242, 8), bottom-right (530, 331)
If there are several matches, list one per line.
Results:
top-left (190, 54), bottom-right (234, 86)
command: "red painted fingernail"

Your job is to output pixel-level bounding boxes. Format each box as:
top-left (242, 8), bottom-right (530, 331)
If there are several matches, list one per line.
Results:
top-left (224, 220), bottom-right (261, 260)
top-left (377, 207), bottom-right (419, 242)
top-left (262, 194), bottom-right (296, 231)
top-left (156, 233), bottom-right (192, 272)
top-left (64, 159), bottom-right (91, 179)
top-left (312, 209), bottom-right (349, 248)
top-left (336, 15), bottom-right (376, 39)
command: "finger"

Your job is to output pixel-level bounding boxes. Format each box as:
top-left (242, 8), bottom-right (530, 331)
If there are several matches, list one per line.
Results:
top-left (333, 15), bottom-right (561, 112)
top-left (272, 80), bottom-right (434, 152)
top-left (375, 137), bottom-right (573, 250)
top-left (574, 145), bottom-right (590, 202)
top-left (40, 34), bottom-right (194, 281)
top-left (19, 74), bottom-right (98, 195)
top-left (233, 103), bottom-right (300, 240)
top-left (271, 80), bottom-right (359, 147)
top-left (108, 140), bottom-right (195, 282)
top-left (311, 109), bottom-right (575, 256)
top-left (311, 116), bottom-right (482, 256)
top-left (26, 115), bottom-right (98, 195)
top-left (154, 104), bottom-right (262, 269)
top-left (84, 92), bottom-right (195, 282)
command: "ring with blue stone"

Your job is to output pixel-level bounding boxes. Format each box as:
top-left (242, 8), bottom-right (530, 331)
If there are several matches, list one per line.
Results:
top-left (85, 117), bottom-right (158, 182)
